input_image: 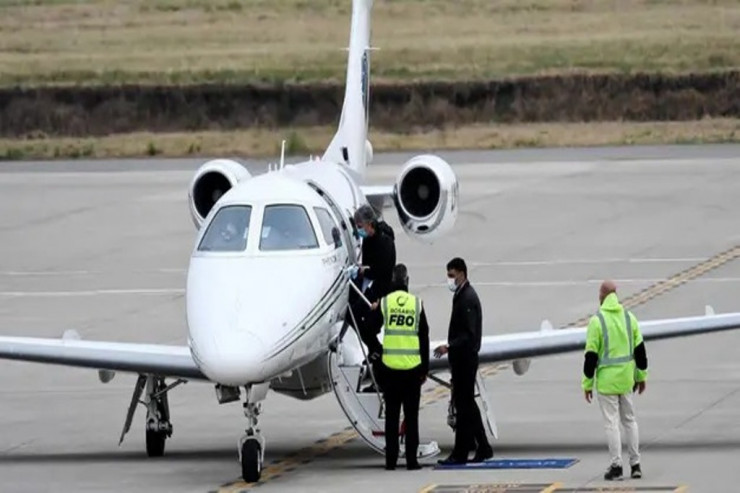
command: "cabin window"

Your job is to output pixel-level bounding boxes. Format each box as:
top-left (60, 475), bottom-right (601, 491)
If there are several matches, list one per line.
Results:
top-left (259, 204), bottom-right (319, 251)
top-left (197, 205), bottom-right (252, 252)
top-left (314, 207), bottom-right (341, 247)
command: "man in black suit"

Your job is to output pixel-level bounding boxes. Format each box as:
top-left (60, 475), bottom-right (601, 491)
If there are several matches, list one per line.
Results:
top-left (434, 257), bottom-right (493, 464)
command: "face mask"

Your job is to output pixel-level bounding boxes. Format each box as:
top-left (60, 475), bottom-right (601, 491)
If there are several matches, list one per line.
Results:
top-left (357, 229), bottom-right (368, 238)
top-left (447, 277), bottom-right (457, 292)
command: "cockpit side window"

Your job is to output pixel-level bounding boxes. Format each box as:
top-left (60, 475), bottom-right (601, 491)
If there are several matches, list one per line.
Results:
top-left (197, 205), bottom-right (251, 252)
top-left (314, 207), bottom-right (341, 248)
top-left (259, 204), bottom-right (319, 251)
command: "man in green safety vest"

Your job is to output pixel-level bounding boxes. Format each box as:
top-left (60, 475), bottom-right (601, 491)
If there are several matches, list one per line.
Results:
top-left (582, 280), bottom-right (649, 481)
top-left (368, 263), bottom-right (430, 470)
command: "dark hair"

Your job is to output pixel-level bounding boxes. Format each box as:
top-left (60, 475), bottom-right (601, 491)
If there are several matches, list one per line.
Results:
top-left (391, 263), bottom-right (409, 286)
top-left (446, 257), bottom-right (467, 276)
top-left (353, 204), bottom-right (377, 225)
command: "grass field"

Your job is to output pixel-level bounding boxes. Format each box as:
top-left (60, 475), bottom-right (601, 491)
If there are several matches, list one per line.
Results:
top-left (0, 0), bottom-right (738, 87)
top-left (2, 119), bottom-right (737, 161)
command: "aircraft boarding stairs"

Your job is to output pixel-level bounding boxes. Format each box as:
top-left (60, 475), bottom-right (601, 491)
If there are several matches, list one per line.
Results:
top-left (327, 284), bottom-right (500, 461)
top-left (328, 325), bottom-right (441, 460)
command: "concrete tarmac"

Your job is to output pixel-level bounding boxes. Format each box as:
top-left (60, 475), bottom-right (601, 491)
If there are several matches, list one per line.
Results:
top-left (1, 145), bottom-right (740, 493)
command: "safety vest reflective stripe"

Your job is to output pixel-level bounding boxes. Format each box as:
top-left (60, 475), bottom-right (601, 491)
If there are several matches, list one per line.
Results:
top-left (382, 348), bottom-right (420, 355)
top-left (384, 329), bottom-right (418, 336)
top-left (381, 292), bottom-right (422, 370)
top-left (596, 310), bottom-right (634, 366)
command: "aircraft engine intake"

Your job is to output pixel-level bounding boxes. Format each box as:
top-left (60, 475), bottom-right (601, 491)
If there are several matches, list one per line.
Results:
top-left (392, 154), bottom-right (459, 243)
top-left (188, 159), bottom-right (251, 229)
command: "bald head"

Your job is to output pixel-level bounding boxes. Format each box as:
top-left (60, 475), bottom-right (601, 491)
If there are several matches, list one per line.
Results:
top-left (599, 280), bottom-right (617, 305)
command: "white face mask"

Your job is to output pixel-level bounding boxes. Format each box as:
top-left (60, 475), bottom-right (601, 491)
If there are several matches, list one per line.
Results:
top-left (446, 277), bottom-right (457, 292)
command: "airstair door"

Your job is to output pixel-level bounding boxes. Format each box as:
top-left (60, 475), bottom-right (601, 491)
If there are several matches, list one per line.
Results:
top-left (328, 328), bottom-right (440, 459)
top-left (475, 370), bottom-right (499, 440)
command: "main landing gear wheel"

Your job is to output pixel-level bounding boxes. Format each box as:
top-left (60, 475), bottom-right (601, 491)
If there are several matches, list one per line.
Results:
top-left (146, 429), bottom-right (167, 457)
top-left (240, 438), bottom-right (262, 482)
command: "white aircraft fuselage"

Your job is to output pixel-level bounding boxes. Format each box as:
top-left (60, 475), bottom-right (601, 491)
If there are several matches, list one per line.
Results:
top-left (186, 159), bottom-right (363, 388)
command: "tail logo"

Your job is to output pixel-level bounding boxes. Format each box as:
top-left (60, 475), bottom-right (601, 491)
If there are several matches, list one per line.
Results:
top-left (361, 51), bottom-right (369, 112)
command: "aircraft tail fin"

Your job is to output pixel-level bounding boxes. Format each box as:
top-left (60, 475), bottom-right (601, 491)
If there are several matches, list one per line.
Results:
top-left (322, 0), bottom-right (373, 178)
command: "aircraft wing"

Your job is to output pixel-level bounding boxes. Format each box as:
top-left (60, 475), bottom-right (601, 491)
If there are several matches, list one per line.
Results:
top-left (0, 335), bottom-right (207, 380)
top-left (427, 310), bottom-right (740, 373)
top-left (360, 185), bottom-right (394, 212)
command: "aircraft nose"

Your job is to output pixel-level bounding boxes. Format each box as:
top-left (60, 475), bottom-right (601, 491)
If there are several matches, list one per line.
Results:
top-left (194, 330), bottom-right (267, 385)
top-left (187, 254), bottom-right (338, 386)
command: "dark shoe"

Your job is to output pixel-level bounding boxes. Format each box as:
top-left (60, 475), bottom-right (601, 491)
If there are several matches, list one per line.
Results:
top-left (385, 463), bottom-right (396, 470)
top-left (471, 447), bottom-right (493, 463)
top-left (437, 455), bottom-right (467, 465)
top-left (604, 464), bottom-right (623, 480)
top-left (631, 464), bottom-right (642, 479)
top-left (406, 462), bottom-right (422, 470)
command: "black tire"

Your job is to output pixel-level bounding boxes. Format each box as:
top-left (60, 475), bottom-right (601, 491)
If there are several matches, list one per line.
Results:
top-left (241, 440), bottom-right (262, 483)
top-left (146, 429), bottom-right (166, 457)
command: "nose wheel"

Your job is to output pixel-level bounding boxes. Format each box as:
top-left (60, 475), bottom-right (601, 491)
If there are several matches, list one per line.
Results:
top-left (238, 384), bottom-right (269, 483)
top-left (239, 432), bottom-right (264, 482)
top-left (146, 428), bottom-right (167, 457)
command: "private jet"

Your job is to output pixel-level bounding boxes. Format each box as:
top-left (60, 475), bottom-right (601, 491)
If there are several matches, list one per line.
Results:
top-left (3, 0), bottom-right (740, 484)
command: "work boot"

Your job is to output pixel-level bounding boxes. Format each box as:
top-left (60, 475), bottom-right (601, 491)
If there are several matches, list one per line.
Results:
top-left (604, 464), bottom-right (623, 480)
top-left (437, 454), bottom-right (467, 465)
top-left (406, 461), bottom-right (422, 470)
top-left (631, 464), bottom-right (642, 479)
top-left (470, 446), bottom-right (493, 463)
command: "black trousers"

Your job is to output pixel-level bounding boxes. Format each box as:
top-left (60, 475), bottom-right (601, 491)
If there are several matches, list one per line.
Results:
top-left (449, 352), bottom-right (491, 458)
top-left (382, 366), bottom-right (422, 467)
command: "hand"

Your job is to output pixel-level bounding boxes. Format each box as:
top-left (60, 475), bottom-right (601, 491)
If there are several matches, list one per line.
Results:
top-left (348, 265), bottom-right (360, 279)
top-left (433, 344), bottom-right (448, 358)
top-left (359, 265), bottom-right (369, 273)
top-left (584, 390), bottom-right (592, 403)
top-left (370, 301), bottom-right (379, 310)
top-left (633, 381), bottom-right (646, 394)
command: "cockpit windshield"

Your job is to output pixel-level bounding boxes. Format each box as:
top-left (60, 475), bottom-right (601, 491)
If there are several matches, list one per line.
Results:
top-left (198, 205), bottom-right (251, 252)
top-left (259, 204), bottom-right (319, 251)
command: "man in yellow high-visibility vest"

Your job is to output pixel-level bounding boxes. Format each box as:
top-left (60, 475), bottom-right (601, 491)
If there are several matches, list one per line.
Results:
top-left (368, 263), bottom-right (430, 470)
top-left (583, 280), bottom-right (649, 481)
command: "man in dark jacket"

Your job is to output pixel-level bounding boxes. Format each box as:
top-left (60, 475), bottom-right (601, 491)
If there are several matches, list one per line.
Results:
top-left (434, 257), bottom-right (493, 465)
top-left (366, 263), bottom-right (429, 470)
top-left (353, 204), bottom-right (396, 302)
top-left (350, 205), bottom-right (397, 365)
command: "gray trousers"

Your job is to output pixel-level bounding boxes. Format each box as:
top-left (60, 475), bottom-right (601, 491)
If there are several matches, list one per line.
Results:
top-left (597, 392), bottom-right (640, 467)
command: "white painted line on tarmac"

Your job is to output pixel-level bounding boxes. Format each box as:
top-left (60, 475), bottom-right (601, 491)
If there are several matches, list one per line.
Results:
top-left (0, 257), bottom-right (713, 277)
top-left (413, 277), bottom-right (740, 288)
top-left (0, 268), bottom-right (186, 276)
top-left (2, 276), bottom-right (739, 297)
top-left (462, 257), bottom-right (706, 267)
top-left (0, 270), bottom-right (93, 276)
top-left (0, 288), bottom-right (185, 297)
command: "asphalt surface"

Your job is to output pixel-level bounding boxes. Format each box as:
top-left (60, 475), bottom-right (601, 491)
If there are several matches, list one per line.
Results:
top-left (1, 144), bottom-right (740, 493)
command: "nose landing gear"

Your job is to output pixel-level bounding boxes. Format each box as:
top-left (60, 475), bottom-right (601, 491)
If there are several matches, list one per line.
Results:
top-left (237, 383), bottom-right (269, 483)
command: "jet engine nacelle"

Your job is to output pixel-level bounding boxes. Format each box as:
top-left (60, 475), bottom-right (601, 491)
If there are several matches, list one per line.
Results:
top-left (188, 159), bottom-right (251, 229)
top-left (392, 154), bottom-right (459, 243)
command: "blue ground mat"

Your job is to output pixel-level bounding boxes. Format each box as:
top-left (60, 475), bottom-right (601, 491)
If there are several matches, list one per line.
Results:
top-left (434, 458), bottom-right (579, 470)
